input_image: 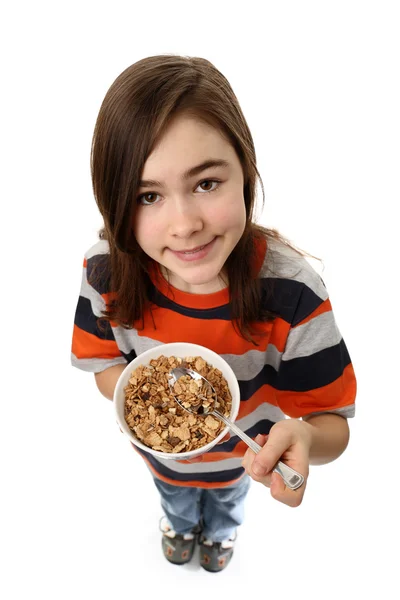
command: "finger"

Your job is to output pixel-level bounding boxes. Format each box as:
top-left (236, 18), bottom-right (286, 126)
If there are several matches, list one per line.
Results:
top-left (179, 455), bottom-right (205, 464)
top-left (251, 427), bottom-right (292, 477)
top-left (242, 447), bottom-right (272, 487)
top-left (270, 471), bottom-right (286, 496)
top-left (217, 432), bottom-right (231, 444)
top-left (254, 433), bottom-right (269, 447)
top-left (241, 434), bottom-right (269, 472)
top-left (241, 447), bottom-right (252, 470)
top-left (268, 443), bottom-right (309, 506)
top-left (270, 471), bottom-right (306, 508)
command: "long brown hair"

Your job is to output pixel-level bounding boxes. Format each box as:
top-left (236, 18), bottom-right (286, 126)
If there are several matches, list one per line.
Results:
top-left (90, 55), bottom-right (307, 343)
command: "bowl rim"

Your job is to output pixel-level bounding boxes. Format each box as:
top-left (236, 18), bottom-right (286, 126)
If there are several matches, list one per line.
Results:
top-left (113, 342), bottom-right (240, 460)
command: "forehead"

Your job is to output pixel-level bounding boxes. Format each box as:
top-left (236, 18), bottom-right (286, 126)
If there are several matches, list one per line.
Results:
top-left (141, 115), bottom-right (238, 178)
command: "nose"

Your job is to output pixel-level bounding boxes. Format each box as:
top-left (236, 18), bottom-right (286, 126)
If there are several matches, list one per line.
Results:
top-left (167, 196), bottom-right (204, 238)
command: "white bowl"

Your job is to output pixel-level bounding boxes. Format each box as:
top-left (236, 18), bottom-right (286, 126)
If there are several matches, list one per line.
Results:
top-left (114, 342), bottom-right (240, 460)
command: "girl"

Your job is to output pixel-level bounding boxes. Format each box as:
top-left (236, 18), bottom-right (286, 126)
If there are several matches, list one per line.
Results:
top-left (71, 55), bottom-right (356, 573)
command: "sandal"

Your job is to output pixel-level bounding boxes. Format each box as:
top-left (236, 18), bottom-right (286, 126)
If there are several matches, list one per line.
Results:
top-left (160, 517), bottom-right (201, 565)
top-left (199, 532), bottom-right (236, 572)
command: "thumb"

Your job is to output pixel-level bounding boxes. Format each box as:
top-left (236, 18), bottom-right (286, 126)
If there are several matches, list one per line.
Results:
top-left (252, 427), bottom-right (290, 477)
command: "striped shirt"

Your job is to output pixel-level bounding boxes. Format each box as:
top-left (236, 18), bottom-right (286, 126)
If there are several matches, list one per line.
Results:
top-left (71, 234), bottom-right (356, 488)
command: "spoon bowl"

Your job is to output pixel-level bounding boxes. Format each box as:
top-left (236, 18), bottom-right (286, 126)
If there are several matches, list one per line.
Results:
top-left (168, 366), bottom-right (218, 415)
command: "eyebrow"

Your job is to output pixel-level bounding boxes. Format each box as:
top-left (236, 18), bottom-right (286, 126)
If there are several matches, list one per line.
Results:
top-left (138, 159), bottom-right (230, 188)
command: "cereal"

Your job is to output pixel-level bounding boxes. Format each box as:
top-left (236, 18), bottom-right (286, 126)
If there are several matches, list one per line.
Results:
top-left (123, 355), bottom-right (232, 453)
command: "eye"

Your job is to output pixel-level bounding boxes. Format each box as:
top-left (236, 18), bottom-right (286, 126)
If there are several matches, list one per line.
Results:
top-left (196, 180), bottom-right (220, 193)
top-left (137, 192), bottom-right (161, 206)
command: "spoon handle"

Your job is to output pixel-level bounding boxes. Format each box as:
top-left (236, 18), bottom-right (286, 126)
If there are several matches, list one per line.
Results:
top-left (212, 410), bottom-right (304, 490)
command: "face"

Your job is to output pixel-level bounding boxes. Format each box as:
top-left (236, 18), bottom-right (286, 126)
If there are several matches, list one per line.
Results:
top-left (133, 115), bottom-right (246, 294)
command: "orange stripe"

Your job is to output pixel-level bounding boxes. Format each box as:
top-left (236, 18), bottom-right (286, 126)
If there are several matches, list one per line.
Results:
top-left (101, 292), bottom-right (117, 310)
top-left (71, 324), bottom-right (121, 359)
top-left (254, 236), bottom-right (268, 276)
top-left (177, 440), bottom-right (250, 463)
top-left (130, 308), bottom-right (290, 355)
top-left (133, 446), bottom-right (245, 489)
top-left (275, 363), bottom-right (357, 418)
top-left (237, 385), bottom-right (279, 420)
top-left (83, 258), bottom-right (87, 268)
top-left (150, 264), bottom-right (230, 309)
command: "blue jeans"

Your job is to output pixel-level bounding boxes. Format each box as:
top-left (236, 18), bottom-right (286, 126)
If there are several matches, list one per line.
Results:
top-left (153, 475), bottom-right (251, 543)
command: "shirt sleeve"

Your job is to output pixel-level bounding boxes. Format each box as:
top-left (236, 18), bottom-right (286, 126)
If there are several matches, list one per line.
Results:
top-left (274, 282), bottom-right (357, 419)
top-left (71, 254), bottom-right (127, 373)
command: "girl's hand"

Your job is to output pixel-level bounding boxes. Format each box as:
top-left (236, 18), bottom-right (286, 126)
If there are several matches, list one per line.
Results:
top-left (242, 420), bottom-right (312, 507)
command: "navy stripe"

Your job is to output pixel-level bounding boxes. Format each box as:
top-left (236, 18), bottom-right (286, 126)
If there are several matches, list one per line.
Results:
top-left (291, 282), bottom-right (325, 326)
top-left (74, 296), bottom-right (115, 341)
top-left (261, 278), bottom-right (323, 326)
top-left (237, 340), bottom-right (350, 399)
top-left (148, 284), bottom-right (231, 320)
top-left (121, 348), bottom-right (137, 363)
top-left (149, 278), bottom-right (323, 325)
top-left (277, 339), bottom-right (351, 392)
top-left (208, 419), bottom-right (274, 453)
top-left (238, 364), bottom-right (279, 401)
top-left (260, 278), bottom-right (324, 325)
top-left (136, 447), bottom-right (245, 483)
top-left (260, 278), bottom-right (301, 323)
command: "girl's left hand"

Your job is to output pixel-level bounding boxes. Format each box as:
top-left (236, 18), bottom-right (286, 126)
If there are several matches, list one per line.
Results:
top-left (242, 419), bottom-right (312, 507)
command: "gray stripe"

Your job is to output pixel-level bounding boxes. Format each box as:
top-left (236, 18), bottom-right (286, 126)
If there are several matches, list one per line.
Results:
top-left (85, 239), bottom-right (110, 259)
top-left (260, 237), bottom-right (328, 301)
top-left (222, 347), bottom-right (281, 380)
top-left (303, 405), bottom-right (355, 419)
top-left (71, 353), bottom-right (127, 373)
top-left (152, 455), bottom-right (244, 474)
top-left (236, 402), bottom-right (286, 429)
top-left (111, 330), bottom-right (282, 381)
top-left (79, 267), bottom-right (106, 318)
top-left (283, 311), bottom-right (342, 360)
top-left (113, 328), bottom-right (164, 356)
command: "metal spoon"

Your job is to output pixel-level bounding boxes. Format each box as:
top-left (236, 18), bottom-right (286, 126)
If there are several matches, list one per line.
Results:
top-left (168, 367), bottom-right (304, 490)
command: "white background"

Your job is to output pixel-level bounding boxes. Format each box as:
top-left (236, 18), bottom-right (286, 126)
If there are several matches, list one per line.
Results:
top-left (1, 1), bottom-right (399, 597)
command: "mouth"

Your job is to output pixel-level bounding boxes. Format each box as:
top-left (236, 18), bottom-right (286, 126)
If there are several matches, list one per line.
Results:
top-left (168, 238), bottom-right (217, 261)
top-left (176, 243), bottom-right (209, 254)
top-left (173, 239), bottom-right (215, 254)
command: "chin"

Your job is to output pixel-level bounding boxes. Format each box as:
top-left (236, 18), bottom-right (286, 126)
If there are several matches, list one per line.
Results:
top-left (174, 266), bottom-right (223, 287)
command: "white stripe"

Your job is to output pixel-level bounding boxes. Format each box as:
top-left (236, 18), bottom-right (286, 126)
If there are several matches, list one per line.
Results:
top-left (71, 353), bottom-right (126, 373)
top-left (283, 311), bottom-right (342, 360)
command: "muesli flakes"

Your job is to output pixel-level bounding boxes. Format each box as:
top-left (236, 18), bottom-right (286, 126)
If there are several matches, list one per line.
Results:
top-left (123, 355), bottom-right (232, 453)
